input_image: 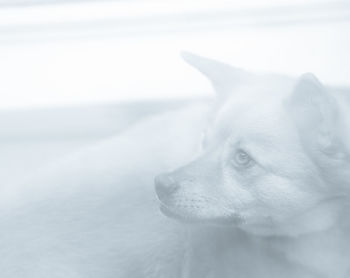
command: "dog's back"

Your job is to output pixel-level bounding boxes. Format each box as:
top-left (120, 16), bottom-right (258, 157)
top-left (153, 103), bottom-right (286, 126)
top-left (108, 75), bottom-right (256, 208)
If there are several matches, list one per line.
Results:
top-left (0, 102), bottom-right (209, 278)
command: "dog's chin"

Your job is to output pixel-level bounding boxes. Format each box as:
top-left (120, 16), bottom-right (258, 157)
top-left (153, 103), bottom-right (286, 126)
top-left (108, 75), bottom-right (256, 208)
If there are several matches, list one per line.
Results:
top-left (159, 204), bottom-right (237, 226)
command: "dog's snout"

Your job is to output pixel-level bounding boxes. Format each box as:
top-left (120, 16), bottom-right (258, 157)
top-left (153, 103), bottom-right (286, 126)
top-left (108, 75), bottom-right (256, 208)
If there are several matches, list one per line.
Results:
top-left (154, 174), bottom-right (178, 200)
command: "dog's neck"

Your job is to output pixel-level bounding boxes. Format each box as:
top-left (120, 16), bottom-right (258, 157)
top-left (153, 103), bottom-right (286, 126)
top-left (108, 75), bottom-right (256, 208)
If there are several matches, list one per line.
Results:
top-left (186, 212), bottom-right (350, 278)
top-left (235, 196), bottom-right (350, 277)
top-left (275, 216), bottom-right (350, 277)
top-left (278, 195), bottom-right (347, 237)
top-left (268, 197), bottom-right (350, 277)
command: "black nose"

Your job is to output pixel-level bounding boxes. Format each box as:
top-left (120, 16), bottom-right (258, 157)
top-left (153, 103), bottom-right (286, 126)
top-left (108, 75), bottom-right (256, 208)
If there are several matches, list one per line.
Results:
top-left (154, 173), bottom-right (178, 201)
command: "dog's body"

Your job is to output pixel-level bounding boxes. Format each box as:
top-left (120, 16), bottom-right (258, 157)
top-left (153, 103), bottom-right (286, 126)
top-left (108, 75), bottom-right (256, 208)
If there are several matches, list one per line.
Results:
top-left (155, 53), bottom-right (350, 278)
top-left (0, 103), bottom-right (209, 278)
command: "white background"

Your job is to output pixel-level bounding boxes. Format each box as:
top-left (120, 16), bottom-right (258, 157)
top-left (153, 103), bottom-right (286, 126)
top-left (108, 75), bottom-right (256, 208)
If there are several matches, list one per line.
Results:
top-left (0, 0), bottom-right (349, 182)
top-left (0, 0), bottom-right (349, 109)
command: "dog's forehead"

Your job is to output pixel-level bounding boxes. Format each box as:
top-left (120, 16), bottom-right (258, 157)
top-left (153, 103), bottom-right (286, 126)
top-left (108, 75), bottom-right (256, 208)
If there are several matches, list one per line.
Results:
top-left (217, 96), bottom-right (284, 132)
top-left (208, 80), bottom-right (297, 145)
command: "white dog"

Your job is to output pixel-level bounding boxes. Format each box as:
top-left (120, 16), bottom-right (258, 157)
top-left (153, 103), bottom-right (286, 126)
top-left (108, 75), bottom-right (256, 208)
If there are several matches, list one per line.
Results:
top-left (155, 52), bottom-right (350, 278)
top-left (1, 52), bottom-right (349, 278)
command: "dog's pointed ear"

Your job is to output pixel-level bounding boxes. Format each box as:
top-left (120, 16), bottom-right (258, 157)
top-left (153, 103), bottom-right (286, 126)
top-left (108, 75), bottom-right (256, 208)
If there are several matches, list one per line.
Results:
top-left (287, 73), bottom-right (340, 153)
top-left (181, 51), bottom-right (249, 99)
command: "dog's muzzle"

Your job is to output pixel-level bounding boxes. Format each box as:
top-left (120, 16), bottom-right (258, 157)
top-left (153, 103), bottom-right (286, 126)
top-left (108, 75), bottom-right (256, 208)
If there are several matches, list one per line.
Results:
top-left (154, 173), bottom-right (179, 202)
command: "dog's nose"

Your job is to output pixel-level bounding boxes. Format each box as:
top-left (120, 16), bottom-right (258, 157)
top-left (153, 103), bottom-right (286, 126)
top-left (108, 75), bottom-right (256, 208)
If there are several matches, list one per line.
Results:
top-left (154, 173), bottom-right (178, 200)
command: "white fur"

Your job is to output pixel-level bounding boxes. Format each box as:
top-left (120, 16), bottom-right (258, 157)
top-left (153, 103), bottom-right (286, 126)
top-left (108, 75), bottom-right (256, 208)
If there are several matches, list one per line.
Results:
top-left (0, 103), bottom-right (209, 277)
top-left (155, 52), bottom-right (350, 277)
top-left (2, 52), bottom-right (350, 278)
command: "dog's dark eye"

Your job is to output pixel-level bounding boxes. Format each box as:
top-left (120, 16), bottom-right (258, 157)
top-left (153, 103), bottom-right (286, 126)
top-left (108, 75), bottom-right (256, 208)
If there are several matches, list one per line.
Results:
top-left (233, 150), bottom-right (253, 167)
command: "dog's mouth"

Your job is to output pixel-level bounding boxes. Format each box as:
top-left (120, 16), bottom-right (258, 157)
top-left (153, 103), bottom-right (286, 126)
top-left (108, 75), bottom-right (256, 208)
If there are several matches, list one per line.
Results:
top-left (159, 203), bottom-right (241, 226)
top-left (159, 204), bottom-right (203, 224)
top-left (159, 204), bottom-right (196, 223)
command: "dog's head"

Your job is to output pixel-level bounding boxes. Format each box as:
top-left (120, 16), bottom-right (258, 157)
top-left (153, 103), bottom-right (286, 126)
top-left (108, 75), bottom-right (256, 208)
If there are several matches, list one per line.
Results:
top-left (155, 52), bottom-right (348, 236)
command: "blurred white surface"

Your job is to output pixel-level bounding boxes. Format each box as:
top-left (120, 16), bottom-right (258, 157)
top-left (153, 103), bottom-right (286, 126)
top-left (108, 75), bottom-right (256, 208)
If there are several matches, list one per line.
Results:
top-left (0, 0), bottom-right (349, 109)
top-left (0, 0), bottom-right (349, 183)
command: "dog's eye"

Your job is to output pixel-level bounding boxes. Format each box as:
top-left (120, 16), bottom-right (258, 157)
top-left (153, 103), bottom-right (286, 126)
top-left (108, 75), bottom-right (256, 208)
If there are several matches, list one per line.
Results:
top-left (232, 150), bottom-right (253, 168)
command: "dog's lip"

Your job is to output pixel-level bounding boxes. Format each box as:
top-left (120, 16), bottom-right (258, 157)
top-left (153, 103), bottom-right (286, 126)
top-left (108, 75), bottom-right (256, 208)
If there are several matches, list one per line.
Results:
top-left (159, 204), bottom-right (198, 223)
top-left (159, 203), bottom-right (241, 225)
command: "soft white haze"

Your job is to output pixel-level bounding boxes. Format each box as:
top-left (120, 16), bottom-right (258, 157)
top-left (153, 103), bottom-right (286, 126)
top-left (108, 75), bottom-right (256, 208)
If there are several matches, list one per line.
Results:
top-left (1, 52), bottom-right (350, 277)
top-left (0, 0), bottom-right (349, 109)
top-left (0, 1), bottom-right (350, 277)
